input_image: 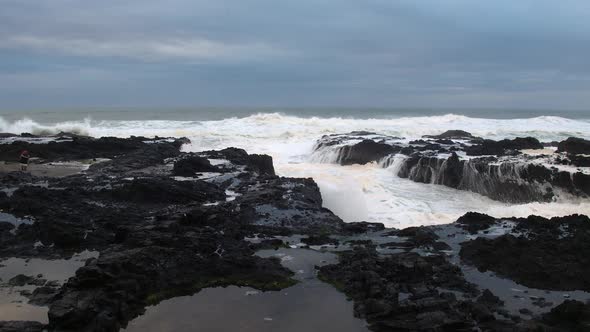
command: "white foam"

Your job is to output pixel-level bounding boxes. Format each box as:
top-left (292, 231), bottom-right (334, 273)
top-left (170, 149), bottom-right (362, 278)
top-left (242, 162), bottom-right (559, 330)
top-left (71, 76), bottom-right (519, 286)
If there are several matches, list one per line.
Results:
top-left (2, 113), bottom-right (589, 228)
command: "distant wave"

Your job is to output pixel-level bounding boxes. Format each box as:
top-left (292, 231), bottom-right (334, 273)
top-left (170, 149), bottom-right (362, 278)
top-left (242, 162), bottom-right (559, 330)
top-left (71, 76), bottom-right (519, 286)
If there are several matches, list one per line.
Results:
top-left (0, 117), bottom-right (93, 136)
top-left (1, 113), bottom-right (589, 142)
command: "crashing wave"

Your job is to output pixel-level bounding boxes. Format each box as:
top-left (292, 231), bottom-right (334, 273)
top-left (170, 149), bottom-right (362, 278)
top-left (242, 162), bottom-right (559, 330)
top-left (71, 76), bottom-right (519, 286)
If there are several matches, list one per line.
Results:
top-left (312, 131), bottom-right (590, 203)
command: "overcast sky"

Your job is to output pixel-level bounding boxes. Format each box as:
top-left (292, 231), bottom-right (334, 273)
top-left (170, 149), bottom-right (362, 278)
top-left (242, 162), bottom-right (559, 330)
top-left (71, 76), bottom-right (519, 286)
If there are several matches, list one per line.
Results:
top-left (1, 0), bottom-right (590, 110)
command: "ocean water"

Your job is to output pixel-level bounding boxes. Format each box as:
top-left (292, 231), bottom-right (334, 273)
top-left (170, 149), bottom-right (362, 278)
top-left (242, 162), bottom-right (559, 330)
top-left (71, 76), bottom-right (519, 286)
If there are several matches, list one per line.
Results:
top-left (1, 109), bottom-right (589, 228)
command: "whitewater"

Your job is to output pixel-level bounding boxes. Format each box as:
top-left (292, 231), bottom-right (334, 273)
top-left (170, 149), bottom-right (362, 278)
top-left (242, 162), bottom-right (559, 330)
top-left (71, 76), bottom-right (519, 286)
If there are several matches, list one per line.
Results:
top-left (2, 113), bottom-right (590, 228)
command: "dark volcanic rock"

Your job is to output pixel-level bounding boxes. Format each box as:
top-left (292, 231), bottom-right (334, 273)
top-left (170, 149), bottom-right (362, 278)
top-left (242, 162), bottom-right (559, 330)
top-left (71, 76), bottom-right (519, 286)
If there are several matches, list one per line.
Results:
top-left (8, 274), bottom-right (35, 286)
top-left (48, 245), bottom-right (295, 332)
top-left (0, 134), bottom-right (348, 331)
top-left (172, 155), bottom-right (218, 176)
top-left (460, 214), bottom-right (590, 291)
top-left (423, 130), bottom-right (475, 140)
top-left (313, 132), bottom-right (588, 203)
top-left (0, 321), bottom-right (45, 332)
top-left (318, 246), bottom-right (486, 331)
top-left (456, 212), bottom-right (498, 234)
top-left (3, 132), bottom-right (589, 332)
top-left (234, 176), bottom-right (344, 233)
top-left (28, 286), bottom-right (60, 305)
top-left (107, 177), bottom-right (225, 204)
top-left (382, 227), bottom-right (451, 252)
top-left (342, 221), bottom-right (385, 234)
top-left (465, 137), bottom-right (543, 156)
top-left (398, 154), bottom-right (558, 203)
top-left (301, 234), bottom-right (339, 246)
top-left (200, 147), bottom-right (275, 175)
top-left (558, 137), bottom-right (590, 155)
top-left (0, 135), bottom-right (187, 163)
top-left (477, 289), bottom-right (504, 308)
top-left (569, 154), bottom-right (590, 167)
top-left (336, 139), bottom-right (400, 165)
top-left (540, 300), bottom-right (590, 331)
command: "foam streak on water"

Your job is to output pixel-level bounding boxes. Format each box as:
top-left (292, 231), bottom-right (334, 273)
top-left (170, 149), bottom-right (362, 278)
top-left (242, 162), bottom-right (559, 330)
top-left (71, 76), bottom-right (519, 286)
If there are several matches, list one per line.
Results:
top-left (1, 113), bottom-right (590, 228)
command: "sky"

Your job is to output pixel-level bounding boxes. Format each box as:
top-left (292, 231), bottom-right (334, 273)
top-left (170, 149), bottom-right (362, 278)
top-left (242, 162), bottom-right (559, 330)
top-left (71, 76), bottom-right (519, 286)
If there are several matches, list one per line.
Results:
top-left (1, 0), bottom-right (590, 110)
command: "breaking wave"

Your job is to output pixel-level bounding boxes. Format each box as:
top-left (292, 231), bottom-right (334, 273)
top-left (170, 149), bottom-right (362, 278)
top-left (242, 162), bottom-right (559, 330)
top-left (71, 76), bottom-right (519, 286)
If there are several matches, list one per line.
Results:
top-left (1, 112), bottom-right (589, 227)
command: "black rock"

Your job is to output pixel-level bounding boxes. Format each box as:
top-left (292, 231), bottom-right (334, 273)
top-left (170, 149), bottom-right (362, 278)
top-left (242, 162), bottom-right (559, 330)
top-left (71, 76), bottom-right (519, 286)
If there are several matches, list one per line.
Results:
top-left (465, 137), bottom-right (543, 156)
top-left (423, 130), bottom-right (475, 140)
top-left (0, 321), bottom-right (45, 332)
top-left (460, 214), bottom-right (590, 291)
top-left (337, 139), bottom-right (400, 165)
top-left (301, 235), bottom-right (339, 246)
top-left (541, 300), bottom-right (590, 330)
top-left (8, 274), bottom-right (35, 287)
top-left (558, 137), bottom-right (590, 155)
top-left (318, 246), bottom-right (480, 331)
top-left (28, 286), bottom-right (60, 305)
top-left (0, 135), bottom-right (187, 163)
top-left (456, 212), bottom-right (498, 234)
top-left (200, 147), bottom-right (275, 175)
top-left (342, 221), bottom-right (385, 234)
top-left (477, 289), bottom-right (504, 307)
top-left (173, 155), bottom-right (218, 176)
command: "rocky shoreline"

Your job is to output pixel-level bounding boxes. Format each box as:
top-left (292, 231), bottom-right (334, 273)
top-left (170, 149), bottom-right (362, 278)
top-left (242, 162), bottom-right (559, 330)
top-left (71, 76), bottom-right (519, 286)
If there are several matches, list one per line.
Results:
top-left (0, 133), bottom-right (589, 331)
top-left (312, 130), bottom-right (590, 203)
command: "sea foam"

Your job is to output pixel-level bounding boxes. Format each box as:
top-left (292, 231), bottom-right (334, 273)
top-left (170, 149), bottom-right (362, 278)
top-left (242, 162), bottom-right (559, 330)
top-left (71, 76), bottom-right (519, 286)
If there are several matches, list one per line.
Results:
top-left (1, 113), bottom-right (589, 227)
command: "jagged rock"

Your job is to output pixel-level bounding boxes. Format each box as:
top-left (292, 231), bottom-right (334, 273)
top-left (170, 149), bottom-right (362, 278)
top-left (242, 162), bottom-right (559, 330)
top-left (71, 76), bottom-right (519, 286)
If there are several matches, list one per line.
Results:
top-left (301, 235), bottom-right (339, 246)
top-left (0, 321), bottom-right (45, 332)
top-left (460, 214), bottom-right (590, 291)
top-left (313, 133), bottom-right (587, 203)
top-left (172, 155), bottom-right (218, 176)
top-left (318, 246), bottom-right (480, 331)
top-left (477, 289), bottom-right (504, 307)
top-left (465, 137), bottom-right (543, 156)
top-left (0, 135), bottom-right (187, 163)
top-left (423, 130), bottom-right (475, 140)
top-left (558, 137), bottom-right (590, 155)
top-left (398, 154), bottom-right (558, 203)
top-left (456, 212), bottom-right (498, 234)
top-left (569, 154), bottom-right (590, 167)
top-left (342, 221), bottom-right (385, 234)
top-left (335, 139), bottom-right (400, 165)
top-left (48, 245), bottom-right (295, 332)
top-left (200, 147), bottom-right (275, 175)
top-left (540, 300), bottom-right (590, 331)
top-left (8, 274), bottom-right (35, 286)
top-left (2, 132), bottom-right (589, 332)
top-left (28, 286), bottom-right (60, 305)
top-left (106, 177), bottom-right (225, 204)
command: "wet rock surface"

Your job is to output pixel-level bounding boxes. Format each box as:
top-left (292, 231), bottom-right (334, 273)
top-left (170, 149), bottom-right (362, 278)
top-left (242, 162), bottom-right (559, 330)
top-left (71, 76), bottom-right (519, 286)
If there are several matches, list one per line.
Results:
top-left (319, 248), bottom-right (539, 331)
top-left (1, 133), bottom-right (589, 331)
top-left (558, 137), bottom-right (590, 155)
top-left (0, 134), bottom-right (339, 331)
top-left (313, 130), bottom-right (590, 203)
top-left (0, 134), bottom-right (187, 163)
top-left (460, 214), bottom-right (590, 291)
top-left (0, 321), bottom-right (46, 332)
top-left (317, 213), bottom-right (590, 331)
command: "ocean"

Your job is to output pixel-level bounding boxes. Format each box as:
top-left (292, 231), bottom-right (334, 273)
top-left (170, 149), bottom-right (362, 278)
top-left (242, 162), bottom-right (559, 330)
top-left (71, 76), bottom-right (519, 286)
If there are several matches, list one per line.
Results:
top-left (1, 108), bottom-right (589, 228)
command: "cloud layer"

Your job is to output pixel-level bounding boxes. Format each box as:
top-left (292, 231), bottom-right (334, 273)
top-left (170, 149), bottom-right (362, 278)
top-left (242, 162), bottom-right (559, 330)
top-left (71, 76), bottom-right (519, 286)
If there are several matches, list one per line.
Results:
top-left (1, 35), bottom-right (286, 62)
top-left (1, 0), bottom-right (589, 109)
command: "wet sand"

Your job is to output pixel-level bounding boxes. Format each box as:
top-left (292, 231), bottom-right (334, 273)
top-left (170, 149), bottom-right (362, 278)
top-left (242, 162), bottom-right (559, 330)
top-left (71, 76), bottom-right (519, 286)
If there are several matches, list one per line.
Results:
top-left (0, 161), bottom-right (93, 177)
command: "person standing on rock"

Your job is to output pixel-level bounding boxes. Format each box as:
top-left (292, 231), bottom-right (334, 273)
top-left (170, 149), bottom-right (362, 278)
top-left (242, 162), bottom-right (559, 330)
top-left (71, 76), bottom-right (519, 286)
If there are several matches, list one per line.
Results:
top-left (19, 150), bottom-right (30, 171)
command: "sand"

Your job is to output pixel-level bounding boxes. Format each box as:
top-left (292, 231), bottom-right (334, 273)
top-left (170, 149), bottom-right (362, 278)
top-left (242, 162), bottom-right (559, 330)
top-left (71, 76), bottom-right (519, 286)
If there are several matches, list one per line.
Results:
top-left (0, 160), bottom-right (97, 177)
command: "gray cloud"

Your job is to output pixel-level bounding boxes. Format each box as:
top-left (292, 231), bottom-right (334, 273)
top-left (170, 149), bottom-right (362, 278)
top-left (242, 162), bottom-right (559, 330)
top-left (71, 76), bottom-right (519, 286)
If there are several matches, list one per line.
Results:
top-left (0, 0), bottom-right (589, 110)
top-left (1, 35), bottom-right (289, 62)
